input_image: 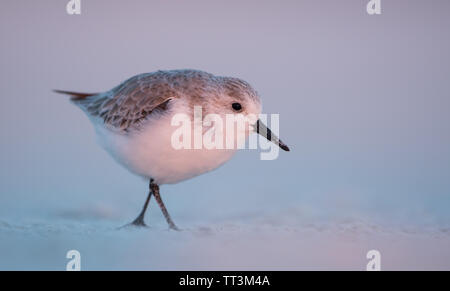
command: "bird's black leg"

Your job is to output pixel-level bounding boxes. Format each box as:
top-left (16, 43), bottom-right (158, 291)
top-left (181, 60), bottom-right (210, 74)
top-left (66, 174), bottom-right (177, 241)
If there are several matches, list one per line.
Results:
top-left (130, 179), bottom-right (153, 227)
top-left (150, 181), bottom-right (180, 231)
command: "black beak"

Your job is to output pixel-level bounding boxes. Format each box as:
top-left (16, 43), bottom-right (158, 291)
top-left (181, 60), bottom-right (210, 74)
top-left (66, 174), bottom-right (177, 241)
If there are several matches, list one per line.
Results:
top-left (255, 119), bottom-right (290, 152)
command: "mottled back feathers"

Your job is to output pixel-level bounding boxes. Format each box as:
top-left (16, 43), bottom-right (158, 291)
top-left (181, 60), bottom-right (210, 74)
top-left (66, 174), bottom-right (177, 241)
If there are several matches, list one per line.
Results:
top-left (59, 69), bottom-right (259, 132)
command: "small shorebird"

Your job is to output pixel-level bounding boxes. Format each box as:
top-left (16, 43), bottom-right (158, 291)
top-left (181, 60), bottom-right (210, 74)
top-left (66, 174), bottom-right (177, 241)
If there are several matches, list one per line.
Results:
top-left (55, 69), bottom-right (289, 230)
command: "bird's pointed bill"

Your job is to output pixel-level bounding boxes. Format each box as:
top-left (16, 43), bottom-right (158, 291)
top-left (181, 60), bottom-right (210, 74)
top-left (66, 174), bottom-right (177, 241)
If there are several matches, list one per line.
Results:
top-left (255, 119), bottom-right (290, 151)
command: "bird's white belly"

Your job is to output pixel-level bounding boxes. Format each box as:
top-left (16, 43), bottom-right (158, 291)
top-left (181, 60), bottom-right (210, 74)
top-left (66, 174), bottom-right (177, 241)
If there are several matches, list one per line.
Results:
top-left (94, 113), bottom-right (237, 184)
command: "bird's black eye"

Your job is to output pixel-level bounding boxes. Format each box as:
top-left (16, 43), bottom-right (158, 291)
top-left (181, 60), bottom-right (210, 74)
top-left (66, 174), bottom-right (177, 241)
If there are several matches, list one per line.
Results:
top-left (232, 102), bottom-right (242, 111)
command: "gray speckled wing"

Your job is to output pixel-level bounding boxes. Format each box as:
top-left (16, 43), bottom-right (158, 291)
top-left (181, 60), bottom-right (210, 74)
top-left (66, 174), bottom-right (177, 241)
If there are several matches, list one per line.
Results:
top-left (74, 72), bottom-right (178, 132)
top-left (66, 69), bottom-right (250, 132)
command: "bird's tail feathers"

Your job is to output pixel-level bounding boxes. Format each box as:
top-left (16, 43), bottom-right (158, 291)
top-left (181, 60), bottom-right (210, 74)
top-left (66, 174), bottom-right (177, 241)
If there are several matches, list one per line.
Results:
top-left (53, 90), bottom-right (98, 101)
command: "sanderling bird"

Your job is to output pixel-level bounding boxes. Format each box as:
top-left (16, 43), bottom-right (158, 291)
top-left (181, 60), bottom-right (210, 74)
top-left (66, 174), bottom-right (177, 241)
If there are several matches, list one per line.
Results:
top-left (55, 69), bottom-right (289, 230)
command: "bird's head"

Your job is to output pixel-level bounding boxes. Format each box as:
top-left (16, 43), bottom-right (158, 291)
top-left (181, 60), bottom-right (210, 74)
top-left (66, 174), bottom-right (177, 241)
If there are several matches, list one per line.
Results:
top-left (204, 76), bottom-right (290, 152)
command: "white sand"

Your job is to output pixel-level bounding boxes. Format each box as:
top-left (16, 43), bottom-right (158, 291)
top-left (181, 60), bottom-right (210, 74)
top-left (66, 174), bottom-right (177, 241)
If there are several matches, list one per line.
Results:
top-left (1, 208), bottom-right (449, 270)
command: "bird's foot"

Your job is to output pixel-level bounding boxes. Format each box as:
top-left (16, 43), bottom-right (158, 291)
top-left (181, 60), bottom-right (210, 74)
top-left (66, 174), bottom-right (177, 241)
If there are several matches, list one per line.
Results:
top-left (169, 223), bottom-right (181, 231)
top-left (131, 221), bottom-right (148, 228)
top-left (130, 216), bottom-right (148, 227)
top-left (118, 217), bottom-right (149, 229)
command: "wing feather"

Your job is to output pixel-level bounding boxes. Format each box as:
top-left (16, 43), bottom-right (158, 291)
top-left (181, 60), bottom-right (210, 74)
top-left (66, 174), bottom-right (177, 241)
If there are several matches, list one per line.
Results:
top-left (74, 73), bottom-right (177, 132)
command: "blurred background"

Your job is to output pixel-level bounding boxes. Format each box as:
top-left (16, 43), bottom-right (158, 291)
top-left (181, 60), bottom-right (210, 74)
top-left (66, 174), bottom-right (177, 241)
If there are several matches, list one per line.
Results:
top-left (0, 0), bottom-right (449, 270)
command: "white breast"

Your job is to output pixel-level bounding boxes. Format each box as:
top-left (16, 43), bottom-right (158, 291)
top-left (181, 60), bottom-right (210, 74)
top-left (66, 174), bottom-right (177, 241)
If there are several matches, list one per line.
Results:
top-left (93, 100), bottom-right (237, 184)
